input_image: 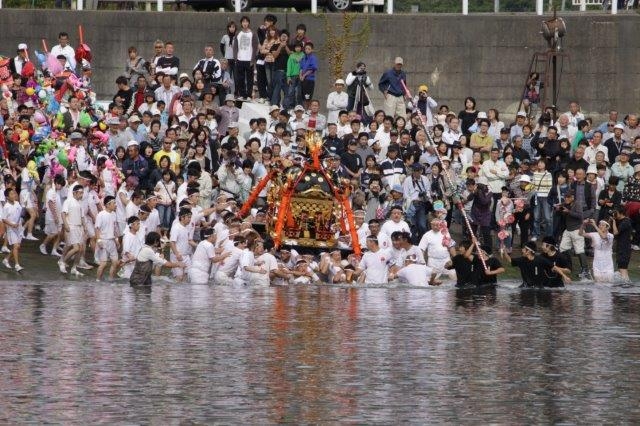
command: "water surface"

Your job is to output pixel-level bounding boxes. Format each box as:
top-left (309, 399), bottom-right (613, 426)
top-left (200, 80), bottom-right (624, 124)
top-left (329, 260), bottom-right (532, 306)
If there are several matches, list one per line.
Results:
top-left (1, 281), bottom-right (639, 423)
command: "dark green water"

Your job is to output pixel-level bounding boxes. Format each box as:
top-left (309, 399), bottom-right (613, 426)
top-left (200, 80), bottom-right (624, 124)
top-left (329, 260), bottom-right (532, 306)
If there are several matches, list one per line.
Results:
top-left (1, 281), bottom-right (639, 423)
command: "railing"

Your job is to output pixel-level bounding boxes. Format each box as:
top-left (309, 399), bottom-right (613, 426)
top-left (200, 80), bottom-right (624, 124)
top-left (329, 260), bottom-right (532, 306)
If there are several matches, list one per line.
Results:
top-left (0, 0), bottom-right (628, 14)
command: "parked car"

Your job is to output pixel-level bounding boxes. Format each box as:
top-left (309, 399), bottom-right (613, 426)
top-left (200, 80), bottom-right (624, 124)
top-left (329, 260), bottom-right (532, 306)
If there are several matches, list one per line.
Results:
top-left (187, 0), bottom-right (354, 11)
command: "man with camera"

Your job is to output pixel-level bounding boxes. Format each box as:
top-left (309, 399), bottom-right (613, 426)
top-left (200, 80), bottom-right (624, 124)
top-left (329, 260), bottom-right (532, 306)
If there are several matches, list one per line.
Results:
top-left (557, 188), bottom-right (593, 280)
top-left (402, 163), bottom-right (432, 238)
top-left (345, 62), bottom-right (373, 116)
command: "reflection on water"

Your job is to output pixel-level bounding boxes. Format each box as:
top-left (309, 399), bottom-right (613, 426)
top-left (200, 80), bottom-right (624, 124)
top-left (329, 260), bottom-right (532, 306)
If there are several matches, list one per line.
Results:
top-left (0, 282), bottom-right (639, 423)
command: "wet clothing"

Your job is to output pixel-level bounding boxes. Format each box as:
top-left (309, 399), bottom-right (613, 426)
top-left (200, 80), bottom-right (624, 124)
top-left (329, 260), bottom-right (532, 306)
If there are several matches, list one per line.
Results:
top-left (447, 254), bottom-right (474, 287)
top-left (541, 251), bottom-right (571, 287)
top-left (510, 255), bottom-right (555, 288)
top-left (615, 217), bottom-right (632, 269)
top-left (476, 256), bottom-right (502, 285)
top-left (129, 245), bottom-right (167, 286)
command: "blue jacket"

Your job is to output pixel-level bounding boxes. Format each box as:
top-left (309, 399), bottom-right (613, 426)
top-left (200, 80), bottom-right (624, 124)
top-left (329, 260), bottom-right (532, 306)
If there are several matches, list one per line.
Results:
top-left (299, 53), bottom-right (318, 81)
top-left (378, 69), bottom-right (407, 97)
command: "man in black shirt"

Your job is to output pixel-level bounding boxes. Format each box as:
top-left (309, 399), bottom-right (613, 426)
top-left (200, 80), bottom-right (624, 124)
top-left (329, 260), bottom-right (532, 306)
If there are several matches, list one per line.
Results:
top-left (502, 241), bottom-right (570, 288)
top-left (566, 146), bottom-right (590, 173)
top-left (341, 139), bottom-right (363, 182)
top-left (474, 245), bottom-right (505, 285)
top-left (323, 123), bottom-right (344, 156)
top-left (193, 45), bottom-right (222, 86)
top-left (113, 76), bottom-right (134, 115)
top-left (628, 136), bottom-right (640, 168)
top-left (612, 206), bottom-right (632, 283)
top-left (155, 41), bottom-right (180, 79)
top-left (445, 241), bottom-right (475, 288)
top-left (540, 236), bottom-right (572, 287)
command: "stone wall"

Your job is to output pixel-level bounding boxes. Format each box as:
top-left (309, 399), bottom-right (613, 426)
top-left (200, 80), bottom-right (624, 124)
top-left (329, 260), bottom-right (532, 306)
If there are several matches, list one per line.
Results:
top-left (1, 10), bottom-right (638, 119)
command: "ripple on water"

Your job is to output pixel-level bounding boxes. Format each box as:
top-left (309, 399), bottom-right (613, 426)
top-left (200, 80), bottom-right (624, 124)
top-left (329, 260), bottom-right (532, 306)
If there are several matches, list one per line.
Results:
top-left (0, 281), bottom-right (639, 423)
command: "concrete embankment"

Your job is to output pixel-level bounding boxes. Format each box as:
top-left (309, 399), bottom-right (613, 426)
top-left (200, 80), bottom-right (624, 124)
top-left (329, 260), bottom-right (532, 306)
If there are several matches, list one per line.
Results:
top-left (1, 10), bottom-right (638, 116)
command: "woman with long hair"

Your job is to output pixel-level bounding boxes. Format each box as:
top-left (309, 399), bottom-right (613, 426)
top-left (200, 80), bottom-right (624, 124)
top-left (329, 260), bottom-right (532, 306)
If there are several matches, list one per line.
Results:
top-left (220, 21), bottom-right (237, 83)
top-left (260, 26), bottom-right (280, 102)
top-left (487, 108), bottom-right (504, 141)
top-left (360, 155), bottom-right (381, 190)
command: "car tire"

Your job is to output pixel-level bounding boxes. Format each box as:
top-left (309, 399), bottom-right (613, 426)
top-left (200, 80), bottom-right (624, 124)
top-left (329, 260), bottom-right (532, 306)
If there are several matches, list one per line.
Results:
top-left (226, 0), bottom-right (251, 10)
top-left (326, 0), bottom-right (351, 11)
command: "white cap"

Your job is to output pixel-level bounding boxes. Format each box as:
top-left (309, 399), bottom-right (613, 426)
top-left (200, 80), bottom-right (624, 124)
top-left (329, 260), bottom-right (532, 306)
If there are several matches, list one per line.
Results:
top-left (294, 105), bottom-right (305, 112)
top-left (128, 115), bottom-right (141, 123)
top-left (614, 123), bottom-right (624, 130)
top-left (228, 121), bottom-right (238, 128)
top-left (269, 105), bottom-right (280, 112)
top-left (516, 111), bottom-right (527, 117)
top-left (586, 164), bottom-right (598, 175)
top-left (225, 94), bottom-right (235, 102)
top-left (519, 174), bottom-right (532, 183)
top-left (150, 108), bottom-right (161, 115)
top-left (179, 72), bottom-right (189, 80)
top-left (440, 156), bottom-right (451, 162)
top-left (394, 56), bottom-right (404, 65)
top-left (477, 111), bottom-right (488, 119)
top-left (335, 79), bottom-right (345, 86)
top-left (17, 43), bottom-right (28, 51)
top-left (127, 140), bottom-right (139, 148)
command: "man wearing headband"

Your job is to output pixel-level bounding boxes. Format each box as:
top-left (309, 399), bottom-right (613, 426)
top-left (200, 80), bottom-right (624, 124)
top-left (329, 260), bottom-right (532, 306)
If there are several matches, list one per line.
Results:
top-left (94, 196), bottom-right (121, 282)
top-left (170, 208), bottom-right (195, 282)
top-left (540, 236), bottom-right (572, 287)
top-left (579, 218), bottom-right (614, 282)
top-left (40, 174), bottom-right (66, 257)
top-left (213, 235), bottom-right (246, 286)
top-left (502, 240), bottom-right (570, 288)
top-left (189, 228), bottom-right (232, 284)
top-left (121, 216), bottom-right (143, 279)
top-left (356, 234), bottom-right (392, 284)
top-left (60, 185), bottom-right (87, 277)
top-left (130, 232), bottom-right (185, 286)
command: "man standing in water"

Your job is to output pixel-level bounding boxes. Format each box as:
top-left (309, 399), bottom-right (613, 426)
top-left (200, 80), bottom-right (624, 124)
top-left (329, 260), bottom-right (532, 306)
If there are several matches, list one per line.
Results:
top-left (540, 237), bottom-right (572, 287)
top-left (502, 241), bottom-right (571, 288)
top-left (130, 232), bottom-right (185, 286)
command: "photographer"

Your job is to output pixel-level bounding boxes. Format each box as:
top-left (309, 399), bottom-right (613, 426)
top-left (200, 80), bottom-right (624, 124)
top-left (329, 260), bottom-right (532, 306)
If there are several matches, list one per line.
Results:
top-left (402, 163), bottom-right (432, 238)
top-left (216, 148), bottom-right (247, 200)
top-left (557, 190), bottom-right (592, 280)
top-left (345, 62), bottom-right (373, 118)
top-left (611, 206), bottom-right (632, 283)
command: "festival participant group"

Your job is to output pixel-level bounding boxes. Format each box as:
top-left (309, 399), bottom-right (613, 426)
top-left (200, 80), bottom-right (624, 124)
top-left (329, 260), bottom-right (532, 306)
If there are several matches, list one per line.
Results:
top-left (0, 14), bottom-right (636, 287)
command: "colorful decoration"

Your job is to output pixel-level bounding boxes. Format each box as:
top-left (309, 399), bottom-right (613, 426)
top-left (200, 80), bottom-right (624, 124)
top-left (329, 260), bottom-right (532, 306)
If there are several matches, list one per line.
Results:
top-left (238, 131), bottom-right (362, 256)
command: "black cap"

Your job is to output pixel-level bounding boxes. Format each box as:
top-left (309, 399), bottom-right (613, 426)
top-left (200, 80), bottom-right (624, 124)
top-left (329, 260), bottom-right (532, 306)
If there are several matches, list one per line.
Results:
top-left (542, 236), bottom-right (556, 246)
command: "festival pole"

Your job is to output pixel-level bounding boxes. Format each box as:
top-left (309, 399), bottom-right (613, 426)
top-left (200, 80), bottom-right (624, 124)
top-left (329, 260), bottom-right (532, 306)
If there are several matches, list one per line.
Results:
top-left (400, 80), bottom-right (488, 273)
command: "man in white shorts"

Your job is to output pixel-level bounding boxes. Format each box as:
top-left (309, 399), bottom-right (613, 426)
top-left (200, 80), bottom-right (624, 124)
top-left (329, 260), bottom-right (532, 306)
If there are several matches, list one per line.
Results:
top-left (2, 188), bottom-right (24, 271)
top-left (40, 174), bottom-right (65, 257)
top-left (170, 208), bottom-right (196, 282)
top-left (120, 216), bottom-right (143, 279)
top-left (60, 185), bottom-right (86, 277)
top-left (418, 218), bottom-right (456, 281)
top-left (94, 196), bottom-right (120, 281)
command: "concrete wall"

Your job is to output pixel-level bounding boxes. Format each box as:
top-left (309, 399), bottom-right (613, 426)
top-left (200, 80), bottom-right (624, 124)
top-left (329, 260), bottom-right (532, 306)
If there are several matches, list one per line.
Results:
top-left (1, 10), bottom-right (639, 119)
